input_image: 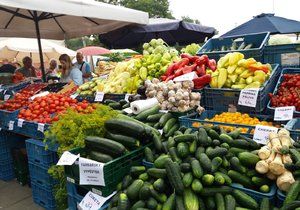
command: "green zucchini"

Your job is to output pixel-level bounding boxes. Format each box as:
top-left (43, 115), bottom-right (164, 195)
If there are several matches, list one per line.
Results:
top-left (229, 147), bottom-right (248, 156)
top-left (225, 194), bottom-right (236, 210)
top-left (135, 105), bottom-right (160, 121)
top-left (162, 193), bottom-right (175, 210)
top-left (283, 180), bottom-right (300, 206)
top-left (221, 143), bottom-right (230, 150)
top-left (195, 147), bottom-right (205, 160)
top-left (213, 139), bottom-right (221, 146)
top-left (149, 186), bottom-right (167, 203)
top-left (105, 131), bottom-right (140, 149)
top-left (127, 179), bottom-right (144, 200)
top-left (165, 159), bottom-right (184, 195)
top-left (147, 168), bottom-right (166, 179)
top-left (230, 157), bottom-right (246, 174)
top-left (174, 130), bottom-right (183, 136)
top-left (219, 133), bottom-right (234, 143)
top-left (154, 122), bottom-right (160, 129)
top-left (222, 157), bottom-right (230, 168)
top-left (144, 147), bottom-right (154, 163)
top-left (215, 193), bottom-right (225, 210)
top-left (228, 170), bottom-right (252, 188)
top-left (191, 158), bottom-right (203, 178)
top-left (211, 157), bottom-right (223, 173)
top-left (118, 193), bottom-right (129, 210)
top-left (89, 151), bottom-right (113, 163)
top-left (191, 178), bottom-right (203, 193)
top-left (183, 172), bottom-right (193, 187)
top-left (233, 189), bottom-right (258, 209)
top-left (199, 153), bottom-right (212, 173)
top-left (163, 118), bottom-right (177, 134)
top-left (230, 139), bottom-right (250, 149)
top-left (238, 152), bottom-right (260, 167)
top-left (154, 154), bottom-right (170, 168)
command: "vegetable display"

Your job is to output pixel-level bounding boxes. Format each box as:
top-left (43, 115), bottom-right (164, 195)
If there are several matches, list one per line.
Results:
top-left (94, 61), bottom-right (116, 77)
top-left (181, 43), bottom-right (201, 56)
top-left (76, 77), bottom-right (105, 96)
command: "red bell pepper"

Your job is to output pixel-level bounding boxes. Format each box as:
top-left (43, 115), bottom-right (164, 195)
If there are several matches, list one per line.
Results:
top-left (174, 69), bottom-right (183, 77)
top-left (208, 59), bottom-right (217, 71)
top-left (181, 54), bottom-right (201, 63)
top-left (196, 64), bottom-right (206, 76)
top-left (166, 75), bottom-right (175, 82)
top-left (182, 64), bottom-right (197, 74)
top-left (164, 63), bottom-right (176, 77)
top-left (161, 75), bottom-right (167, 81)
top-left (195, 55), bottom-right (209, 66)
top-left (193, 74), bottom-right (212, 89)
top-left (173, 58), bottom-right (189, 70)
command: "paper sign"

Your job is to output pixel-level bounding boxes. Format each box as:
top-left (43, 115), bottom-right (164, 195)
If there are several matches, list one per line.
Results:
top-left (123, 108), bottom-right (133, 114)
top-left (94, 92), bottom-right (104, 102)
top-left (238, 89), bottom-right (259, 108)
top-left (124, 94), bottom-right (132, 102)
top-left (274, 106), bottom-right (295, 121)
top-left (37, 123), bottom-right (45, 132)
top-left (30, 91), bottom-right (49, 101)
top-left (57, 151), bottom-right (80, 166)
top-left (158, 129), bottom-right (163, 135)
top-left (79, 191), bottom-right (116, 210)
top-left (253, 125), bottom-right (279, 145)
top-left (8, 121), bottom-right (14, 130)
top-left (281, 53), bottom-right (300, 66)
top-left (70, 93), bottom-right (79, 99)
top-left (173, 72), bottom-right (198, 82)
top-left (79, 157), bottom-right (105, 186)
top-left (4, 94), bottom-right (10, 101)
top-left (17, 119), bottom-right (24, 127)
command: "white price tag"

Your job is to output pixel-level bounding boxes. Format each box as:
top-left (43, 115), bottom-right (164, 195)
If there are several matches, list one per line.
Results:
top-left (8, 121), bottom-right (14, 130)
top-left (37, 123), bottom-right (45, 132)
top-left (123, 108), bottom-right (133, 114)
top-left (79, 191), bottom-right (116, 210)
top-left (253, 125), bottom-right (279, 145)
top-left (94, 92), bottom-right (104, 102)
top-left (159, 110), bottom-right (169, 113)
top-left (274, 106), bottom-right (295, 121)
top-left (173, 72), bottom-right (198, 82)
top-left (79, 157), bottom-right (105, 186)
top-left (124, 94), bottom-right (132, 102)
top-left (70, 93), bottom-right (79, 99)
top-left (4, 94), bottom-right (10, 101)
top-left (57, 151), bottom-right (80, 166)
top-left (158, 129), bottom-right (163, 135)
top-left (238, 89), bottom-right (259, 108)
top-left (17, 119), bottom-right (24, 127)
top-left (281, 53), bottom-right (300, 66)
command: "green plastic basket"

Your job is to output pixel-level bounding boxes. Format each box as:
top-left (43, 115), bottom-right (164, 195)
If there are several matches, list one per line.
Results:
top-left (64, 144), bottom-right (150, 196)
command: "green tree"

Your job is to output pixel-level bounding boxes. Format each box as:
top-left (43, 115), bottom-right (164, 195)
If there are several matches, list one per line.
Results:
top-left (181, 16), bottom-right (200, 24)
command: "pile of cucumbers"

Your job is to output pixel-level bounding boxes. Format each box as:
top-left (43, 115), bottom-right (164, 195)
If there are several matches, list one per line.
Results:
top-left (104, 99), bottom-right (130, 110)
top-left (107, 125), bottom-right (278, 210)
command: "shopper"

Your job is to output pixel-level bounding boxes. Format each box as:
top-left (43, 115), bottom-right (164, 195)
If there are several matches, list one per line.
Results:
top-left (74, 52), bottom-right (92, 82)
top-left (0, 59), bottom-right (16, 74)
top-left (15, 56), bottom-right (37, 77)
top-left (46, 59), bottom-right (59, 82)
top-left (59, 54), bottom-right (83, 86)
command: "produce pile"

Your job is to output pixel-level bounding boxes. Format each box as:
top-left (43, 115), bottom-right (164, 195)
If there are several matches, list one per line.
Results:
top-left (203, 40), bottom-right (254, 53)
top-left (208, 52), bottom-right (272, 89)
top-left (94, 61), bottom-right (116, 76)
top-left (41, 83), bottom-right (68, 93)
top-left (76, 77), bottom-right (104, 96)
top-left (181, 43), bottom-right (201, 56)
top-left (269, 73), bottom-right (300, 111)
top-left (12, 72), bottom-right (25, 84)
top-left (0, 83), bottom-right (47, 111)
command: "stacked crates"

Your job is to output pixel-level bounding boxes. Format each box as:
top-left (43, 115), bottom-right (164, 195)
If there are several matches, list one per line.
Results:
top-left (26, 139), bottom-right (58, 210)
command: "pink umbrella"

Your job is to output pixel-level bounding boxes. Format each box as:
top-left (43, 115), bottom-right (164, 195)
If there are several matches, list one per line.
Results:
top-left (77, 46), bottom-right (111, 56)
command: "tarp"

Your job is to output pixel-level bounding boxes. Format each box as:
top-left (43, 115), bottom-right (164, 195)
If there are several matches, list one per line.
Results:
top-left (222, 13), bottom-right (300, 37)
top-left (99, 18), bottom-right (216, 48)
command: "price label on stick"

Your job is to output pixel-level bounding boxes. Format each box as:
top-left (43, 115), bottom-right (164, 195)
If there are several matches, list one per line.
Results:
top-left (79, 157), bottom-right (105, 186)
top-left (79, 191), bottom-right (116, 210)
top-left (70, 93), bottom-right (78, 99)
top-left (8, 121), bottom-right (14, 130)
top-left (37, 123), bottom-right (45, 132)
top-left (17, 119), bottom-right (24, 127)
top-left (238, 89), bottom-right (259, 108)
top-left (94, 92), bottom-right (104, 102)
top-left (274, 106), bottom-right (295, 121)
top-left (4, 94), bottom-right (10, 101)
top-left (253, 125), bottom-right (278, 145)
top-left (57, 151), bottom-right (79, 166)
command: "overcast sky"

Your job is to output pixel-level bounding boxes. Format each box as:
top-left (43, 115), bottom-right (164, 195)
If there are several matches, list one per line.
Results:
top-left (169, 0), bottom-right (300, 36)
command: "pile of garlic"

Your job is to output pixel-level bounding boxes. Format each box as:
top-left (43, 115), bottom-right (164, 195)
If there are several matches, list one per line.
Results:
top-left (145, 78), bottom-right (204, 113)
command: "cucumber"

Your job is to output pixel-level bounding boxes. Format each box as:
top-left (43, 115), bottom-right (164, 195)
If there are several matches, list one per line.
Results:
top-left (174, 134), bottom-right (197, 143)
top-left (189, 140), bottom-right (197, 154)
top-left (135, 105), bottom-right (160, 121)
top-left (206, 147), bottom-right (228, 159)
top-left (191, 178), bottom-right (203, 193)
top-left (183, 172), bottom-right (193, 187)
top-left (213, 139), bottom-right (221, 146)
top-left (154, 122), bottom-right (160, 129)
top-left (165, 159), bottom-right (184, 195)
top-left (230, 139), bottom-right (250, 149)
top-left (229, 147), bottom-right (248, 156)
top-left (214, 172), bottom-right (225, 185)
top-left (131, 201), bottom-right (146, 210)
top-left (225, 194), bottom-right (236, 210)
top-left (108, 102), bottom-right (121, 110)
top-left (118, 193), bottom-right (129, 210)
top-left (139, 173), bottom-right (149, 181)
top-left (162, 193), bottom-right (175, 210)
top-left (215, 172), bottom-right (232, 185)
top-left (153, 132), bottom-right (163, 152)
top-left (183, 188), bottom-right (199, 210)
top-left (283, 180), bottom-right (300, 206)
top-left (144, 147), bottom-right (154, 163)
top-left (146, 113), bottom-right (164, 122)
top-left (211, 157), bottom-right (223, 173)
top-left (85, 136), bottom-right (126, 157)
top-left (233, 189), bottom-right (258, 209)
top-left (200, 186), bottom-right (233, 196)
top-left (259, 185), bottom-right (270, 193)
top-left (199, 153), bottom-right (212, 173)
top-left (149, 186), bottom-right (167, 203)
top-left (174, 130), bottom-right (183, 136)
top-left (177, 142), bottom-right (189, 158)
top-left (251, 176), bottom-right (271, 187)
top-left (228, 170), bottom-right (252, 188)
top-left (89, 151), bottom-right (113, 163)
top-left (202, 174), bottom-right (214, 186)
top-left (219, 133), bottom-right (234, 143)
top-left (222, 157), bottom-right (230, 168)
top-left (282, 201), bottom-right (300, 210)
top-left (167, 137), bottom-right (175, 149)
top-left (198, 197), bottom-right (206, 210)
top-left (179, 126), bottom-right (187, 133)
top-left (198, 127), bottom-right (210, 146)
top-left (215, 193), bottom-right (225, 210)
top-left (184, 128), bottom-right (193, 134)
top-left (127, 179), bottom-right (144, 200)
top-left (104, 99), bottom-right (116, 104)
top-left (105, 131), bottom-right (140, 149)
top-left (230, 157), bottom-right (246, 174)
top-left (208, 129), bottom-right (220, 140)
top-left (122, 175), bottom-right (132, 190)
top-left (147, 168), bottom-right (167, 179)
top-left (195, 147), bottom-right (205, 160)
top-left (191, 159), bottom-right (203, 178)
top-left (163, 118), bottom-right (177, 134)
top-left (180, 162), bottom-right (191, 172)
top-left (147, 197), bottom-right (158, 209)
top-left (175, 195), bottom-right (185, 210)
top-left (166, 124), bottom-right (179, 138)
top-left (130, 166), bottom-right (146, 177)
top-left (139, 184), bottom-right (151, 200)
top-left (221, 143), bottom-right (230, 150)
top-left (246, 170), bottom-right (258, 178)
top-left (238, 152), bottom-right (260, 167)
top-left (153, 178), bottom-right (165, 193)
top-left (205, 197), bottom-right (216, 209)
top-left (228, 129), bottom-right (240, 139)
top-left (169, 147), bottom-right (181, 164)
top-left (154, 154), bottom-right (170, 169)
top-left (290, 149), bottom-right (300, 163)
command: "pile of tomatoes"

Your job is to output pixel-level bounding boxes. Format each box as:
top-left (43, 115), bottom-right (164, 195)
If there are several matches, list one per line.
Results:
top-left (0, 83), bottom-right (47, 111)
top-left (269, 74), bottom-right (300, 111)
top-left (18, 93), bottom-right (96, 124)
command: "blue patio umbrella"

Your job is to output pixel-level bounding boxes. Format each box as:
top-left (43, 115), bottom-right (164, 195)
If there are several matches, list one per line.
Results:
top-left (222, 13), bottom-right (300, 37)
top-left (99, 18), bottom-right (216, 48)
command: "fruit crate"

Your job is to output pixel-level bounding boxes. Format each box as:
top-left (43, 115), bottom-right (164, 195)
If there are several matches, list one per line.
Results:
top-left (267, 68), bottom-right (300, 117)
top-left (142, 159), bottom-right (154, 168)
top-left (25, 139), bottom-right (58, 168)
top-left (28, 161), bottom-right (58, 187)
top-left (0, 109), bottom-right (20, 128)
top-left (264, 44), bottom-right (300, 68)
top-left (76, 93), bottom-right (126, 103)
top-left (284, 118), bottom-right (300, 141)
top-left (276, 189), bottom-right (286, 207)
top-left (14, 120), bottom-right (50, 140)
top-left (197, 32), bottom-right (270, 62)
top-left (31, 181), bottom-right (56, 210)
top-left (65, 144), bottom-right (149, 197)
top-left (203, 64), bottom-right (280, 113)
top-left (11, 147), bottom-right (29, 185)
top-left (178, 110), bottom-right (279, 137)
top-left (0, 159), bottom-right (15, 181)
top-left (67, 181), bottom-right (110, 210)
top-left (231, 183), bottom-right (277, 203)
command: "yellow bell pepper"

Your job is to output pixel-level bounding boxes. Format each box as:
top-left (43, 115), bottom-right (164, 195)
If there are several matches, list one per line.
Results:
top-left (217, 54), bottom-right (230, 68)
top-left (229, 52), bottom-right (244, 66)
top-left (246, 76), bottom-right (253, 85)
top-left (224, 78), bottom-right (232, 88)
top-left (227, 65), bottom-right (237, 74)
top-left (253, 70), bottom-right (266, 84)
top-left (244, 81), bottom-right (261, 89)
top-left (210, 75), bottom-right (218, 88)
top-left (231, 84), bottom-right (247, 89)
top-left (235, 67), bottom-right (244, 75)
top-left (238, 78), bottom-right (246, 84)
top-left (240, 70), bottom-right (254, 79)
top-left (228, 74), bottom-right (238, 83)
top-left (217, 68), bottom-right (228, 88)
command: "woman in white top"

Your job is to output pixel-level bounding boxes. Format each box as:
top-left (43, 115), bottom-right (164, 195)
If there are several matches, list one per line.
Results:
top-left (59, 54), bottom-right (83, 86)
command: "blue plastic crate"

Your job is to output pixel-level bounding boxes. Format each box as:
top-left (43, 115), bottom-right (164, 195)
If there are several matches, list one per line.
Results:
top-left (14, 120), bottom-right (50, 140)
top-left (0, 109), bottom-right (19, 128)
top-left (267, 68), bottom-right (300, 117)
top-left (0, 159), bottom-right (15, 181)
top-left (231, 183), bottom-right (277, 203)
top-left (284, 118), bottom-right (300, 141)
top-left (142, 159), bottom-right (154, 168)
top-left (67, 181), bottom-right (110, 210)
top-left (264, 44), bottom-right (300, 68)
top-left (197, 32), bottom-right (270, 62)
top-left (203, 64), bottom-right (280, 113)
top-left (276, 189), bottom-right (286, 207)
top-left (25, 139), bottom-right (58, 168)
top-left (76, 93), bottom-right (126, 103)
top-left (28, 161), bottom-right (58, 187)
top-left (31, 181), bottom-right (56, 210)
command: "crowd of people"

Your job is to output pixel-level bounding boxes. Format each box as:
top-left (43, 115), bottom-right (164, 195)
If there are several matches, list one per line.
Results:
top-left (0, 52), bottom-right (92, 86)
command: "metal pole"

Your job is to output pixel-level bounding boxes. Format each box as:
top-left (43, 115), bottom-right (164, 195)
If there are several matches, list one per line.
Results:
top-left (33, 11), bottom-right (46, 81)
